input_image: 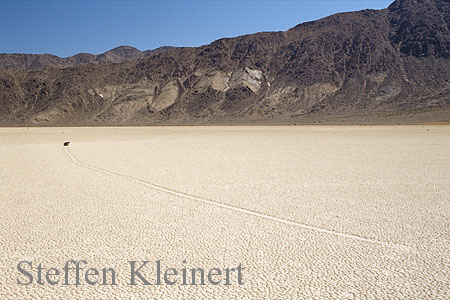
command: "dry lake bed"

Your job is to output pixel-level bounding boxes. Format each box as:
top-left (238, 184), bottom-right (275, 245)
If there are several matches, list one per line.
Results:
top-left (0, 126), bottom-right (449, 299)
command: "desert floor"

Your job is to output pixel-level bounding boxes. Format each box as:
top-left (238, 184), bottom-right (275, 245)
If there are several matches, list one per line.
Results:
top-left (0, 126), bottom-right (449, 300)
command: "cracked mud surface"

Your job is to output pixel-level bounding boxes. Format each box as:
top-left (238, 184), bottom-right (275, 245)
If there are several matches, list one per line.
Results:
top-left (0, 126), bottom-right (449, 299)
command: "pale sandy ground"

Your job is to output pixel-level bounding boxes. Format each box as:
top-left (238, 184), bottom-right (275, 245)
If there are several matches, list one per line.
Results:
top-left (0, 126), bottom-right (449, 300)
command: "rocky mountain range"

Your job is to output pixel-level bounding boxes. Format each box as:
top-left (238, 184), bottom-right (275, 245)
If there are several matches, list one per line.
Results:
top-left (1, 0), bottom-right (449, 126)
top-left (0, 46), bottom-right (175, 71)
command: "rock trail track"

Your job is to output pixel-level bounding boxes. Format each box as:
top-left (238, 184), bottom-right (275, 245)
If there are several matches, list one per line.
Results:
top-left (64, 146), bottom-right (407, 251)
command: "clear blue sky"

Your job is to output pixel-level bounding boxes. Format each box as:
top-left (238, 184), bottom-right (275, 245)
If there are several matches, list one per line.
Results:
top-left (0, 0), bottom-right (393, 58)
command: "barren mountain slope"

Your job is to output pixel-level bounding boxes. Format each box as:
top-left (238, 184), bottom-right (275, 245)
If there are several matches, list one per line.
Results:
top-left (1, 0), bottom-right (449, 126)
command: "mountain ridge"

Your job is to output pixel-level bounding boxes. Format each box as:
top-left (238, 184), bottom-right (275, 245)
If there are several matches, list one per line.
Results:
top-left (1, 0), bottom-right (449, 126)
top-left (0, 46), bottom-right (176, 71)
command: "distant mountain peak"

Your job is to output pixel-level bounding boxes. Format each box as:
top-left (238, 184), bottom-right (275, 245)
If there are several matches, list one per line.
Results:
top-left (105, 45), bottom-right (141, 53)
top-left (112, 45), bottom-right (138, 50)
top-left (97, 45), bottom-right (144, 63)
